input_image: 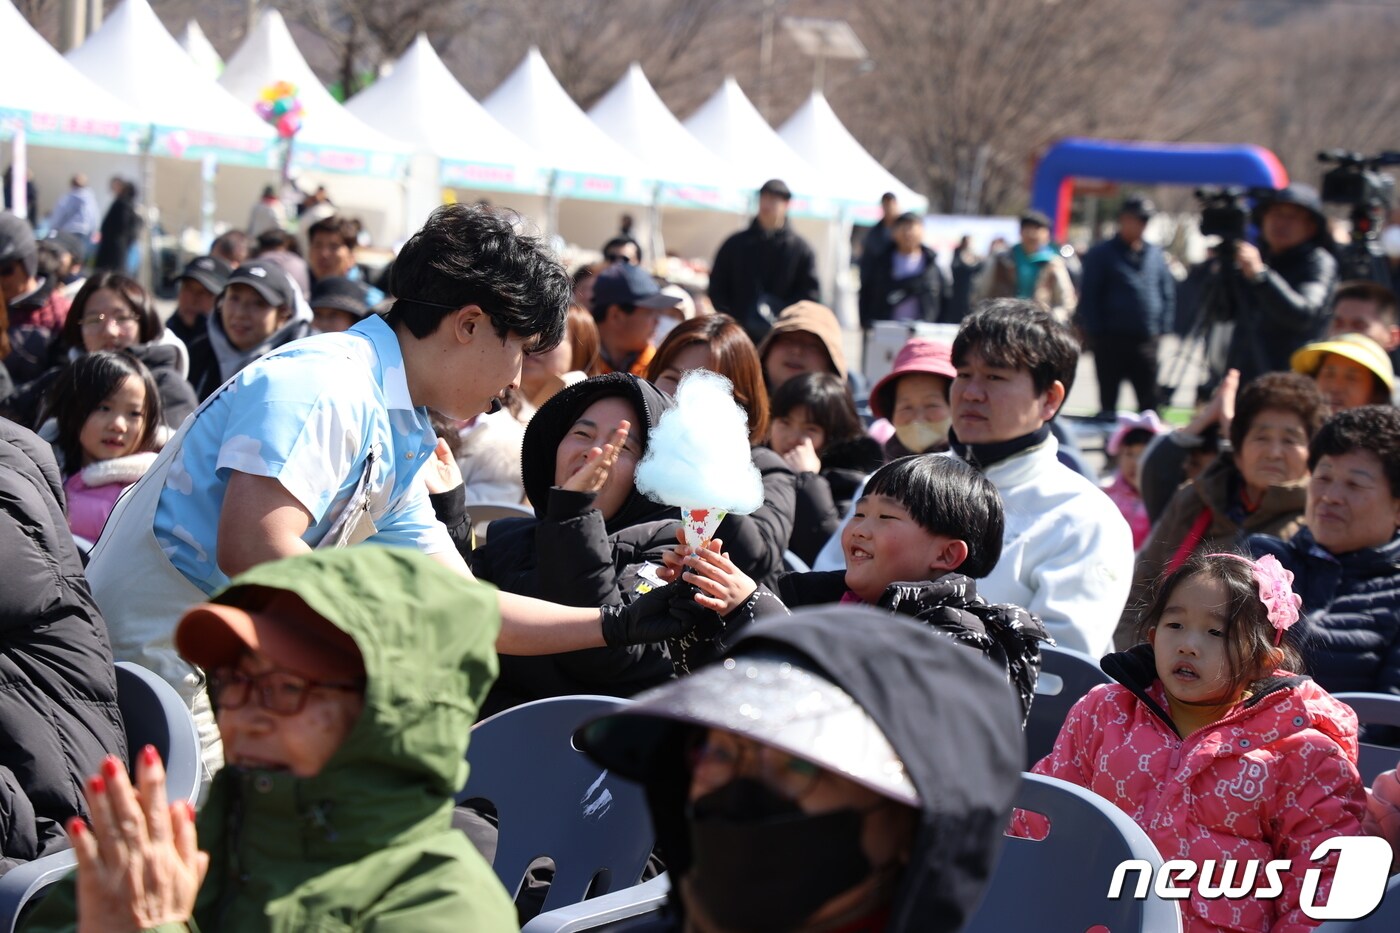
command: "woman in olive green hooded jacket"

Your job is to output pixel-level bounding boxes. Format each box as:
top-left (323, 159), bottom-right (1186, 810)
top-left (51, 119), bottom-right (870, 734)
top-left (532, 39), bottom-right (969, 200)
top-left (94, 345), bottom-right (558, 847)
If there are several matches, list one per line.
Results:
top-left (26, 546), bottom-right (519, 932)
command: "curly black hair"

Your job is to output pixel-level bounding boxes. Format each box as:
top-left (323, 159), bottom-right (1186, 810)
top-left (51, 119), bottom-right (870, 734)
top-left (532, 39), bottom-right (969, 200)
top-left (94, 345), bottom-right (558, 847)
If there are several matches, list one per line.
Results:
top-left (1309, 405), bottom-right (1400, 497)
top-left (385, 204), bottom-right (570, 352)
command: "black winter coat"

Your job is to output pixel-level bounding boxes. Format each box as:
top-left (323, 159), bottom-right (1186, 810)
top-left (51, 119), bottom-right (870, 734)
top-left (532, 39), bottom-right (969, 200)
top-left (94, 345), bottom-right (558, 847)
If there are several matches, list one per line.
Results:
top-left (708, 220), bottom-right (820, 341)
top-left (859, 244), bottom-right (949, 329)
top-left (1248, 527), bottom-right (1400, 698)
top-left (1077, 236), bottom-right (1176, 339)
top-left (0, 420), bottom-right (126, 872)
top-left (94, 196), bottom-right (139, 273)
top-left (769, 571), bottom-right (1048, 724)
top-left (1221, 240), bottom-right (1337, 384)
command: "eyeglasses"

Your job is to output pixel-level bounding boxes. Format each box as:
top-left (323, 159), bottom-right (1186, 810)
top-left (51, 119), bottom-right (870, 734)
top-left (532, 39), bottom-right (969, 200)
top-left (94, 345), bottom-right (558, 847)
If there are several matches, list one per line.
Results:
top-left (80, 311), bottom-right (141, 329)
top-left (207, 667), bottom-right (364, 716)
top-left (686, 730), bottom-right (823, 802)
top-left (604, 253), bottom-right (635, 265)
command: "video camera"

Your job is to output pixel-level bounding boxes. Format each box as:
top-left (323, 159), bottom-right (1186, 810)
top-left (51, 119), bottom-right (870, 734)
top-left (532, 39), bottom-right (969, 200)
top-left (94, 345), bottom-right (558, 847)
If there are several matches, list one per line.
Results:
top-left (1194, 187), bottom-right (1275, 242)
top-left (1317, 149), bottom-right (1400, 285)
top-left (1318, 149), bottom-right (1400, 213)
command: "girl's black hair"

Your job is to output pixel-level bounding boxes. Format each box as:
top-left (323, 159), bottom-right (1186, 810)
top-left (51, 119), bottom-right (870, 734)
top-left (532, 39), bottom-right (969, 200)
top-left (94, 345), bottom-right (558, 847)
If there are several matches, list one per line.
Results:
top-left (769, 372), bottom-right (863, 455)
top-left (44, 350), bottom-right (162, 474)
top-left (862, 455), bottom-right (1004, 578)
top-left (1120, 427), bottom-right (1156, 449)
top-left (1135, 551), bottom-right (1304, 696)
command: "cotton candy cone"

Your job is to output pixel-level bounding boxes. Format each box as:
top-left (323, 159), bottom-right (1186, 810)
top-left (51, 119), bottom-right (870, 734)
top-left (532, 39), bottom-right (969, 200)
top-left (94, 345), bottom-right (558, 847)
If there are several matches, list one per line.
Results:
top-left (681, 507), bottom-right (727, 550)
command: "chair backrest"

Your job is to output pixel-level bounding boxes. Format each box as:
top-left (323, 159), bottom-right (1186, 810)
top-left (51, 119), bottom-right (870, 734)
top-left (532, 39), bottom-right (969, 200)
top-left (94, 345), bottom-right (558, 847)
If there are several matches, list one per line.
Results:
top-left (470, 501), bottom-right (535, 545)
top-left (521, 874), bottom-right (672, 933)
top-left (1332, 692), bottom-right (1400, 784)
top-left (965, 773), bottom-right (1181, 933)
top-left (460, 696), bottom-right (655, 916)
top-left (1026, 644), bottom-right (1111, 767)
top-left (781, 549), bottom-right (812, 574)
top-left (0, 850), bottom-right (76, 933)
top-left (0, 661), bottom-right (200, 932)
top-left (114, 661), bottom-right (202, 804)
top-left (1314, 871), bottom-right (1400, 932)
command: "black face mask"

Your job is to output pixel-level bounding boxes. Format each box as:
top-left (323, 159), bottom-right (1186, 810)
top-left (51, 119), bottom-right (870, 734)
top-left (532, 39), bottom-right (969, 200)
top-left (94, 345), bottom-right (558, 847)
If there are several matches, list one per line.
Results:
top-left (685, 778), bottom-right (874, 933)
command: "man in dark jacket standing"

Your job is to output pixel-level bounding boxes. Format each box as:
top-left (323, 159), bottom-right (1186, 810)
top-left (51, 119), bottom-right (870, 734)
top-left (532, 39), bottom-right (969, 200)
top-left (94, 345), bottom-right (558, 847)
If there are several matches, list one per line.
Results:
top-left (0, 419), bottom-right (126, 872)
top-left (1078, 196), bottom-right (1175, 414)
top-left (860, 212), bottom-right (948, 328)
top-left (1223, 184), bottom-right (1339, 385)
top-left (709, 179), bottom-right (821, 343)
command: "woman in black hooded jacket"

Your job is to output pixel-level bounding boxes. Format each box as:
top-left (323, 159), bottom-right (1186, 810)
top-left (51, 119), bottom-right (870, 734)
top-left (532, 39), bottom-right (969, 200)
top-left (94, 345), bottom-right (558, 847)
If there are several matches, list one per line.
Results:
top-left (471, 373), bottom-right (700, 712)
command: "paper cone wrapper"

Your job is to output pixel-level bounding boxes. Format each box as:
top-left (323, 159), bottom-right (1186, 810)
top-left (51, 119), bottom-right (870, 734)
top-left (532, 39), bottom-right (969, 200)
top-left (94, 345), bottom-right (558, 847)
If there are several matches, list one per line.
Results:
top-left (681, 507), bottom-right (727, 550)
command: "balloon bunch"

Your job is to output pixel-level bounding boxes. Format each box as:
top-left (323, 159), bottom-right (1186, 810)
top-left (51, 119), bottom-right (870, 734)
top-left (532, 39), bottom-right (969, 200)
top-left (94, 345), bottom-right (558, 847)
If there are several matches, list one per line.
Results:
top-left (255, 81), bottom-right (304, 139)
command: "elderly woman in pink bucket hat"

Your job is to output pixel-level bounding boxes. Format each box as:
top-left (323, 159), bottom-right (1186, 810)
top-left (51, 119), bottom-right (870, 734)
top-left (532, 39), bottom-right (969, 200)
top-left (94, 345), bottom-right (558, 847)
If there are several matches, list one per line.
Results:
top-left (868, 338), bottom-right (957, 461)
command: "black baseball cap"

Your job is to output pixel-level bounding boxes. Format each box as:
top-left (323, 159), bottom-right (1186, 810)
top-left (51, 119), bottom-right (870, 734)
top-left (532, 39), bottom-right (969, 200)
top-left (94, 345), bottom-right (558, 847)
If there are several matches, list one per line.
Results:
top-left (590, 263), bottom-right (682, 316)
top-left (1119, 196), bottom-right (1156, 220)
top-left (310, 276), bottom-right (372, 319)
top-left (43, 231), bottom-right (88, 262)
top-left (177, 255), bottom-right (232, 295)
top-left (223, 260), bottom-right (297, 309)
top-left (759, 178), bottom-right (792, 200)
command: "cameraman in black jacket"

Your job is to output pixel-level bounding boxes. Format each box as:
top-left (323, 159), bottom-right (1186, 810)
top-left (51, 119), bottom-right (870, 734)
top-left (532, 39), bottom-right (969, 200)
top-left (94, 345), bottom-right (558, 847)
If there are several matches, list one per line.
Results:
top-left (1225, 184), bottom-right (1339, 383)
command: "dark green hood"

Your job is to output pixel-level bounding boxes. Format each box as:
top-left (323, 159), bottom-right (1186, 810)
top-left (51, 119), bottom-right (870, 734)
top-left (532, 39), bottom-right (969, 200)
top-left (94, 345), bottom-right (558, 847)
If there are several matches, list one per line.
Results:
top-left (192, 546), bottom-right (504, 927)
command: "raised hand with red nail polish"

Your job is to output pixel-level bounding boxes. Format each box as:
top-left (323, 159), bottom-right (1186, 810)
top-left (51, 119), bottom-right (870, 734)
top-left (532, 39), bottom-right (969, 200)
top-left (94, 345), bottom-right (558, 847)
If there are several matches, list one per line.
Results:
top-left (68, 746), bottom-right (208, 933)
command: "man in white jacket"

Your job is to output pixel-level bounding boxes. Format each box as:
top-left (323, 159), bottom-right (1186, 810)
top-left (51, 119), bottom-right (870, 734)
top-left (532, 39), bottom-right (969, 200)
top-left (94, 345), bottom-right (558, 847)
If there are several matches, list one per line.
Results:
top-left (948, 300), bottom-right (1132, 656)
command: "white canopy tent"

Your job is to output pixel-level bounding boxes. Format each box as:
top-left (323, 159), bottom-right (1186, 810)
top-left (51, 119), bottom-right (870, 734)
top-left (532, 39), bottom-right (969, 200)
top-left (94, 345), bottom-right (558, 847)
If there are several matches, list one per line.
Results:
top-left (683, 77), bottom-right (849, 316)
top-left (1, 0), bottom-right (147, 159)
top-left (220, 9), bottom-right (413, 243)
top-left (63, 0), bottom-right (277, 242)
top-left (345, 35), bottom-right (549, 232)
top-left (2, 0), bottom-right (147, 231)
top-left (485, 47), bottom-right (653, 251)
top-left (683, 77), bottom-right (835, 222)
top-left (778, 91), bottom-right (926, 223)
top-left (179, 20), bottom-right (224, 82)
top-left (587, 63), bottom-right (747, 262)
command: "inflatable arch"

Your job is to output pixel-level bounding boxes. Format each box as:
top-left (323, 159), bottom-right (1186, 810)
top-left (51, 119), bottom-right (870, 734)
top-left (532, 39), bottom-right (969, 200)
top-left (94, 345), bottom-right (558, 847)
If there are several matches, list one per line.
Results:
top-left (1030, 138), bottom-right (1289, 241)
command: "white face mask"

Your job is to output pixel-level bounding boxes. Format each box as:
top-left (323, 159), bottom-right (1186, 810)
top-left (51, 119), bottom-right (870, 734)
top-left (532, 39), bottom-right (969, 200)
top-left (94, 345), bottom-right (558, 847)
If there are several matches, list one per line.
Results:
top-left (1382, 225), bottom-right (1400, 260)
top-left (893, 419), bottom-right (949, 453)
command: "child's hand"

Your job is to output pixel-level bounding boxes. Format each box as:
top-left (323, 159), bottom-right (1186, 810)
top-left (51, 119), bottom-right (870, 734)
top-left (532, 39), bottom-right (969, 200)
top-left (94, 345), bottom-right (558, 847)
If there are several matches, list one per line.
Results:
top-left (658, 523), bottom-right (704, 584)
top-left (1185, 368), bottom-right (1239, 438)
top-left (562, 421), bottom-right (630, 495)
top-left (782, 438), bottom-right (822, 475)
top-left (1363, 768), bottom-right (1400, 873)
top-left (422, 438), bottom-right (464, 495)
top-left (681, 544), bottom-right (758, 617)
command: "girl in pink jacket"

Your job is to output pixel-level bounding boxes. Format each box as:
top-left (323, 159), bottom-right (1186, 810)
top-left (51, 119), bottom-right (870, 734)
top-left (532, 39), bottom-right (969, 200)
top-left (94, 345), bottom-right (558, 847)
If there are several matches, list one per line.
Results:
top-left (1027, 551), bottom-right (1366, 933)
top-left (44, 351), bottom-right (161, 544)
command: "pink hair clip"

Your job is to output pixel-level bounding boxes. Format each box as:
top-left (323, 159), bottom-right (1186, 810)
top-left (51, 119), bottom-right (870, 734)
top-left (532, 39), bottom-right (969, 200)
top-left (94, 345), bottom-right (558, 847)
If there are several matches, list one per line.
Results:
top-left (1205, 553), bottom-right (1302, 644)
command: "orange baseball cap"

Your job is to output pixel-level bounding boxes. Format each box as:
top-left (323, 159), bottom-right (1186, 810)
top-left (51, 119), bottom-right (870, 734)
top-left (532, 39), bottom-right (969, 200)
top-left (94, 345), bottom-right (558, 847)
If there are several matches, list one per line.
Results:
top-left (175, 590), bottom-right (365, 682)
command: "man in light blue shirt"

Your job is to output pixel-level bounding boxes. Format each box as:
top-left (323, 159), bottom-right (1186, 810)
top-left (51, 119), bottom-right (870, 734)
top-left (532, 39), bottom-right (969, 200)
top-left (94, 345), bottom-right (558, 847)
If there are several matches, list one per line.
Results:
top-left (45, 174), bottom-right (99, 242)
top-left (88, 205), bottom-right (697, 731)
